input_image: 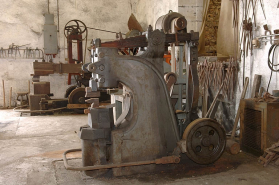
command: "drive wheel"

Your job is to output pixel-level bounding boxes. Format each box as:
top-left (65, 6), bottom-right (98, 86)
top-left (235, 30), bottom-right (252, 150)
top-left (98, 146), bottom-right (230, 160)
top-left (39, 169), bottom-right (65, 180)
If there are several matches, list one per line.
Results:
top-left (65, 85), bottom-right (77, 98)
top-left (182, 118), bottom-right (226, 164)
top-left (68, 87), bottom-right (86, 114)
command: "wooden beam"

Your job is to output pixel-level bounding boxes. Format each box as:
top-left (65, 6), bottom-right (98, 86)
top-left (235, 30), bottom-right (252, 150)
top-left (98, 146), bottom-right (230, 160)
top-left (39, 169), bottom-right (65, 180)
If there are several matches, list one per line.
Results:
top-left (32, 62), bottom-right (82, 76)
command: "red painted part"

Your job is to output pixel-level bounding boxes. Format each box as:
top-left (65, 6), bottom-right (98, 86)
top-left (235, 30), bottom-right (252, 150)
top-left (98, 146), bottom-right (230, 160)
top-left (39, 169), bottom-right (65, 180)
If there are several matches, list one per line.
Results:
top-left (67, 34), bottom-right (83, 85)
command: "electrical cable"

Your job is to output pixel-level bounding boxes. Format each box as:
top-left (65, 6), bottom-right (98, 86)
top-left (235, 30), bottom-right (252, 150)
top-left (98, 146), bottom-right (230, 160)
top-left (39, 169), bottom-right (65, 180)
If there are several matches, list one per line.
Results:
top-left (267, 44), bottom-right (279, 92)
top-left (86, 27), bottom-right (126, 35)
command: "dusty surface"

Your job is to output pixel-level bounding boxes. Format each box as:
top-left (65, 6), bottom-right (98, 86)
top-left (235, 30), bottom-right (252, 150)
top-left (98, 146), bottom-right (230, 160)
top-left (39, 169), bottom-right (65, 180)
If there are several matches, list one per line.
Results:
top-left (0, 109), bottom-right (279, 185)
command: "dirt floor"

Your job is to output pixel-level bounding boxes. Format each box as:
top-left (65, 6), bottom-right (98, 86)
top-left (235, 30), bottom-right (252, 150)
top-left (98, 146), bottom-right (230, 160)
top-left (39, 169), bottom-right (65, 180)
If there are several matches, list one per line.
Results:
top-left (0, 109), bottom-right (278, 185)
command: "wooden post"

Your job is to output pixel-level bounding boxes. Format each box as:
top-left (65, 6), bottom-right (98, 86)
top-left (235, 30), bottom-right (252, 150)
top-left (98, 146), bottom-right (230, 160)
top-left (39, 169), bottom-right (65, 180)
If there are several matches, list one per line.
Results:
top-left (28, 80), bottom-right (30, 93)
top-left (2, 80), bottom-right (5, 108)
top-left (251, 74), bottom-right (261, 98)
top-left (9, 87), bottom-right (12, 108)
top-left (231, 77), bottom-right (249, 139)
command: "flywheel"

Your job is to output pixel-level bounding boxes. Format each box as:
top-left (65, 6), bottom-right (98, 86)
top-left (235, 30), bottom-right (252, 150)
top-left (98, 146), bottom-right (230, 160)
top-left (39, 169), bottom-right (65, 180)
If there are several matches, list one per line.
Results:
top-left (64, 85), bottom-right (77, 98)
top-left (182, 118), bottom-right (226, 165)
top-left (68, 87), bottom-right (86, 104)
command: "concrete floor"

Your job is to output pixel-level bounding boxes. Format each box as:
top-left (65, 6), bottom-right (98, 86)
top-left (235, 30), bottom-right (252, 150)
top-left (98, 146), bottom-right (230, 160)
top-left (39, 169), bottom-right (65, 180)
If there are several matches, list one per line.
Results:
top-left (0, 109), bottom-right (278, 185)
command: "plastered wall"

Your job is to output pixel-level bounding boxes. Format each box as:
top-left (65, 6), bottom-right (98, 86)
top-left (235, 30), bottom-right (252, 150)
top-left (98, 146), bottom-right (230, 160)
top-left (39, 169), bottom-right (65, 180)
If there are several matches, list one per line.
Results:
top-left (130, 0), bottom-right (178, 31)
top-left (0, 0), bottom-right (132, 107)
top-left (236, 0), bottom-right (279, 107)
top-left (178, 0), bottom-right (203, 32)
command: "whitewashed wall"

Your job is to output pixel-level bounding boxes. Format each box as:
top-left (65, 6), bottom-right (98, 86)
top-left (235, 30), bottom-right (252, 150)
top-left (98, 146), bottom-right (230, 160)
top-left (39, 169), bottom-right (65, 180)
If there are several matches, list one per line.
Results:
top-left (236, 0), bottom-right (279, 107)
top-left (178, 0), bottom-right (203, 32)
top-left (0, 0), bottom-right (132, 107)
top-left (130, 0), bottom-right (178, 31)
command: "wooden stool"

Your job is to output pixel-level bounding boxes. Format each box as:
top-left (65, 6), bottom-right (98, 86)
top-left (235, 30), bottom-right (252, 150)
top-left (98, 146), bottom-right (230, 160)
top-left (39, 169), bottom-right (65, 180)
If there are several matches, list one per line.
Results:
top-left (16, 92), bottom-right (29, 106)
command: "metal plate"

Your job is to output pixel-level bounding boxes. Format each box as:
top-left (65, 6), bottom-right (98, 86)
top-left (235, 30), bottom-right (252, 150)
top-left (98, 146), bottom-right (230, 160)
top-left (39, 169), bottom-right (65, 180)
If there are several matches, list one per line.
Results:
top-left (182, 118), bottom-right (226, 164)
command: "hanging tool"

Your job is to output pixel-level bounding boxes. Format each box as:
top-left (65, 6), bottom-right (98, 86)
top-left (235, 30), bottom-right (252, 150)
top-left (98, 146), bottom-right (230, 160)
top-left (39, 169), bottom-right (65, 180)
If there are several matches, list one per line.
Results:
top-left (263, 24), bottom-right (272, 45)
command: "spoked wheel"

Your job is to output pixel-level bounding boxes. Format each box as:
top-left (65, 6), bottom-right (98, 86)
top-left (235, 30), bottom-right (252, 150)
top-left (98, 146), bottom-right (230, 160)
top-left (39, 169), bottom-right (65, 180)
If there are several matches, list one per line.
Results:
top-left (182, 118), bottom-right (226, 164)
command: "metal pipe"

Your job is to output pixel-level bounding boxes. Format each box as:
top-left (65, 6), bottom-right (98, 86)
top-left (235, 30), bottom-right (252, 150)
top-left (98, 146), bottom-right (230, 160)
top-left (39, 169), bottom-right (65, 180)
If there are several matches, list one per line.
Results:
top-left (171, 43), bottom-right (176, 73)
top-left (47, 0), bottom-right (50, 13)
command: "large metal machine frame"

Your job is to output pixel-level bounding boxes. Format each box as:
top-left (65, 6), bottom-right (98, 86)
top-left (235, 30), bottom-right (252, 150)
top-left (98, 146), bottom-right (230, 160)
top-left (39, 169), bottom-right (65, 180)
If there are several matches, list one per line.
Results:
top-left (63, 11), bottom-right (226, 177)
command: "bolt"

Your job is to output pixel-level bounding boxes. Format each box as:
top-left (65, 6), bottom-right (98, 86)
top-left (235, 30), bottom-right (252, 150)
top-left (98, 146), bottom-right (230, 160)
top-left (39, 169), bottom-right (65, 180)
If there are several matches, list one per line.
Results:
top-left (99, 78), bottom-right (105, 83)
top-left (99, 64), bottom-right (105, 71)
top-left (98, 52), bottom-right (105, 58)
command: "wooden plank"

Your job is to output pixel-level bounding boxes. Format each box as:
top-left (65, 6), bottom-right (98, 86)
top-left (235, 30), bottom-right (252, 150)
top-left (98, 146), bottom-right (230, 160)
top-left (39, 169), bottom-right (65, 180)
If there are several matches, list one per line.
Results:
top-left (33, 62), bottom-right (82, 76)
top-left (251, 74), bottom-right (262, 98)
top-left (67, 104), bottom-right (91, 109)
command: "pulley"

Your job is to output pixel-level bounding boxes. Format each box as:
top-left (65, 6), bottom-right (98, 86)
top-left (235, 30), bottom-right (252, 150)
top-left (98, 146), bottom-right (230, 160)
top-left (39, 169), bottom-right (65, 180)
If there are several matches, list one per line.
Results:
top-left (68, 87), bottom-right (86, 104)
top-left (182, 118), bottom-right (226, 164)
top-left (64, 20), bottom-right (88, 40)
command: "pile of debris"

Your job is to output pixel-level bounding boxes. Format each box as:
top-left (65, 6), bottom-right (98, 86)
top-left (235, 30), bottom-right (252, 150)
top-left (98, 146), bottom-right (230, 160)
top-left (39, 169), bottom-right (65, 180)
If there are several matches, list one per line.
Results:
top-left (259, 141), bottom-right (279, 167)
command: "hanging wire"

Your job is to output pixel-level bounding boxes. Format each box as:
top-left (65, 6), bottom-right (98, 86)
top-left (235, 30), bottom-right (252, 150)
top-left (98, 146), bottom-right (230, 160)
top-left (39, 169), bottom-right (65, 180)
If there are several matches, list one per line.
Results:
top-left (267, 44), bottom-right (279, 92)
top-left (86, 27), bottom-right (126, 35)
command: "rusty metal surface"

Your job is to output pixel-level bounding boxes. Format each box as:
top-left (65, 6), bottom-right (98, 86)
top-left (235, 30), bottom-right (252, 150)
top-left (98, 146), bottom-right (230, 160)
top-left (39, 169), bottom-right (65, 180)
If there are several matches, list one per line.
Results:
top-left (97, 33), bottom-right (192, 50)
top-left (127, 13), bottom-right (144, 32)
top-left (63, 148), bottom-right (180, 171)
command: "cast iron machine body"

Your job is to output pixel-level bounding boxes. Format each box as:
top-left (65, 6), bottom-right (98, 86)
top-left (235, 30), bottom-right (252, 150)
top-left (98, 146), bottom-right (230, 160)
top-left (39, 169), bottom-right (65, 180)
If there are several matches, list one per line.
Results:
top-left (63, 12), bottom-right (226, 177)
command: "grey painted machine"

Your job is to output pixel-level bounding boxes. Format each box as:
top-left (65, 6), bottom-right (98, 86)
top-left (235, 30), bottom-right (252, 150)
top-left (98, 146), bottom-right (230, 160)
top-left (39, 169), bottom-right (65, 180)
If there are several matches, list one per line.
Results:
top-left (63, 11), bottom-right (226, 177)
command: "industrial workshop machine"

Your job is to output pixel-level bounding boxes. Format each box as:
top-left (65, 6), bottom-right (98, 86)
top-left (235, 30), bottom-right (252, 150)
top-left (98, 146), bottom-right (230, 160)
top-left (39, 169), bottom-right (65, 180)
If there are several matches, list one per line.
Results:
top-left (63, 11), bottom-right (226, 177)
top-left (30, 20), bottom-right (110, 114)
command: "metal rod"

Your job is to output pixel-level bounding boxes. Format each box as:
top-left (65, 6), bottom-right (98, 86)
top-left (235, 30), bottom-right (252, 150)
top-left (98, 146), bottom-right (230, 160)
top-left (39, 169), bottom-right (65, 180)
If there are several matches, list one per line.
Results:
top-left (63, 149), bottom-right (180, 171)
top-left (257, 33), bottom-right (279, 39)
top-left (204, 82), bottom-right (224, 118)
top-left (47, 0), bottom-right (50, 13)
top-left (86, 27), bottom-right (126, 35)
top-left (171, 43), bottom-right (176, 73)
